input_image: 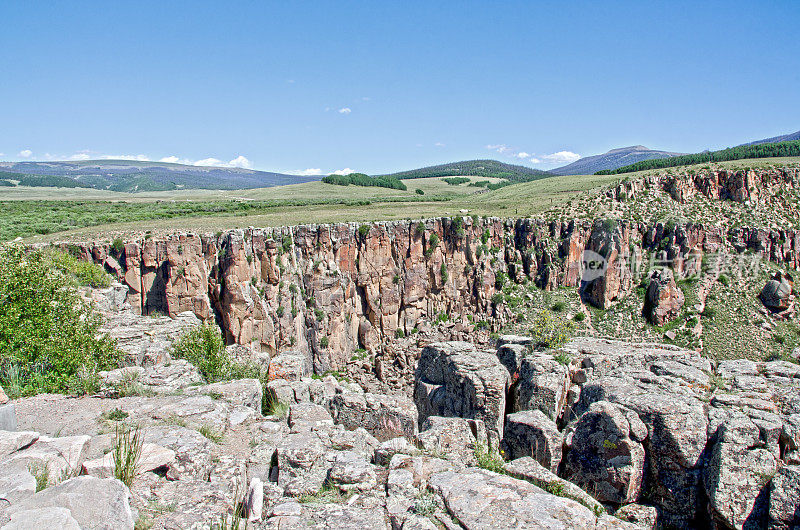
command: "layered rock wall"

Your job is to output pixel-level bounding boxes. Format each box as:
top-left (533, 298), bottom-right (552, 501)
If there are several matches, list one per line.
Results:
top-left (67, 212), bottom-right (800, 371)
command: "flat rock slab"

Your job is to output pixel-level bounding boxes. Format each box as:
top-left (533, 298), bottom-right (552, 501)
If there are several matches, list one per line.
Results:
top-left (3, 476), bottom-right (134, 530)
top-left (428, 467), bottom-right (611, 529)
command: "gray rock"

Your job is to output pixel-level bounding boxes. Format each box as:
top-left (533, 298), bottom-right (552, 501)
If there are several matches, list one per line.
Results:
top-left (0, 507), bottom-right (81, 530)
top-left (502, 410), bottom-right (563, 472)
top-left (196, 378), bottom-right (263, 414)
top-left (0, 404), bottom-right (16, 432)
top-left (1, 435), bottom-right (90, 485)
top-left (142, 426), bottom-right (213, 480)
top-left (328, 451), bottom-right (377, 491)
top-left (643, 268), bottom-right (685, 326)
top-left (613, 503), bottom-right (659, 528)
top-left (0, 463), bottom-right (36, 507)
top-left (414, 342), bottom-right (509, 442)
top-left (704, 415), bottom-right (777, 530)
top-left (768, 464), bottom-right (800, 529)
top-left (3, 476), bottom-right (135, 530)
top-left (513, 353), bottom-right (571, 421)
top-left (415, 416), bottom-right (487, 466)
top-left (0, 431), bottom-right (38, 459)
top-left (288, 402), bottom-right (334, 430)
top-left (564, 401), bottom-right (645, 505)
top-left (244, 477), bottom-right (264, 522)
top-left (504, 456), bottom-right (604, 514)
top-left (496, 343), bottom-right (527, 374)
top-left (328, 392), bottom-right (417, 441)
top-left (428, 467), bottom-right (604, 529)
top-left (374, 437), bottom-right (420, 466)
top-left (268, 353), bottom-right (310, 382)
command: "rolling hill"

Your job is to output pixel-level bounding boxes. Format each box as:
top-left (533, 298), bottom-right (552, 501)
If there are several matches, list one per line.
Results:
top-left (0, 160), bottom-right (318, 192)
top-left (742, 130), bottom-right (800, 146)
top-left (551, 145), bottom-right (684, 175)
top-left (377, 159), bottom-right (551, 182)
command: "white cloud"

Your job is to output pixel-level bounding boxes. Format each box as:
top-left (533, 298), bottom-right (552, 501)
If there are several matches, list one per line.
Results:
top-left (102, 154), bottom-right (151, 161)
top-left (194, 157), bottom-right (225, 167)
top-left (290, 168), bottom-right (323, 176)
top-left (435, 142), bottom-right (445, 147)
top-left (541, 151), bottom-right (581, 164)
top-left (18, 149), bottom-right (32, 158)
top-left (517, 152), bottom-right (530, 159)
top-left (529, 157), bottom-right (542, 164)
top-left (159, 156), bottom-right (180, 163)
top-left (69, 152), bottom-right (91, 161)
top-left (228, 155), bottom-right (253, 169)
top-left (338, 107), bottom-right (351, 114)
top-left (486, 144), bottom-right (510, 154)
top-left (0, 153), bottom-right (5, 157)
top-left (331, 168), bottom-right (354, 175)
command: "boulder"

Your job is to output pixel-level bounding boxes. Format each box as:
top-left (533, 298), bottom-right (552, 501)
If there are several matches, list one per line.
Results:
top-left (267, 353), bottom-right (310, 382)
top-left (513, 353), bottom-right (571, 421)
top-left (760, 272), bottom-right (794, 311)
top-left (414, 342), bottom-right (509, 442)
top-left (768, 464), bottom-right (800, 529)
top-left (2, 476), bottom-right (135, 530)
top-left (0, 435), bottom-right (90, 485)
top-left (0, 463), bottom-right (36, 507)
top-left (504, 456), bottom-right (604, 515)
top-left (704, 415), bottom-right (778, 530)
top-left (0, 507), bottom-right (81, 530)
top-left (328, 392), bottom-right (417, 441)
top-left (428, 467), bottom-right (620, 529)
top-left (198, 378), bottom-right (263, 413)
top-left (328, 451), bottom-right (377, 492)
top-left (287, 402), bottom-right (334, 430)
top-left (414, 416), bottom-right (488, 465)
top-left (564, 401), bottom-right (646, 505)
top-left (81, 443), bottom-right (176, 478)
top-left (502, 410), bottom-right (563, 472)
top-left (643, 268), bottom-right (685, 325)
top-left (0, 385), bottom-right (7, 405)
top-left (374, 437), bottom-right (420, 466)
top-left (142, 426), bottom-right (213, 480)
top-left (0, 431), bottom-right (38, 459)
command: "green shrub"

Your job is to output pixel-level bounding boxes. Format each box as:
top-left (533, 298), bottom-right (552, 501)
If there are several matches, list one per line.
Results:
top-left (426, 233), bottom-right (440, 256)
top-left (320, 336), bottom-right (329, 348)
top-left (0, 245), bottom-right (120, 397)
top-left (170, 323), bottom-right (232, 382)
top-left (573, 312), bottom-right (586, 322)
top-left (440, 263), bottom-right (448, 282)
top-left (111, 238), bottom-right (125, 255)
top-left (529, 310), bottom-right (574, 350)
top-left (550, 301), bottom-right (566, 313)
top-left (491, 293), bottom-right (504, 306)
top-left (395, 328), bottom-right (405, 338)
top-left (47, 249), bottom-right (111, 288)
top-left (415, 188), bottom-right (424, 195)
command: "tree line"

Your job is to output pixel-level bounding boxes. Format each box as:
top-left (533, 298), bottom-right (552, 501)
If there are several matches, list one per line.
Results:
top-left (321, 173), bottom-right (408, 190)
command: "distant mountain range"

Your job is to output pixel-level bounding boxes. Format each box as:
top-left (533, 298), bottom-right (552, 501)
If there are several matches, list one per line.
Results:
top-left (0, 160), bottom-right (318, 192)
top-left (742, 130), bottom-right (800, 146)
top-left (379, 159), bottom-right (551, 182)
top-left (551, 146), bottom-right (685, 176)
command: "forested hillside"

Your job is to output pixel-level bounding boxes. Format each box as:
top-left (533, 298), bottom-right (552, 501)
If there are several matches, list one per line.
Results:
top-left (380, 159), bottom-right (551, 182)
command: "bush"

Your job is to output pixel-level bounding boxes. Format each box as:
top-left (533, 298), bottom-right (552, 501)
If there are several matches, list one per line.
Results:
top-left (113, 424), bottom-right (143, 488)
top-left (320, 336), bottom-right (329, 348)
top-left (111, 238), bottom-right (125, 255)
top-left (0, 245), bottom-right (120, 397)
top-left (170, 323), bottom-right (231, 382)
top-left (415, 188), bottom-right (424, 195)
top-left (529, 310), bottom-right (574, 350)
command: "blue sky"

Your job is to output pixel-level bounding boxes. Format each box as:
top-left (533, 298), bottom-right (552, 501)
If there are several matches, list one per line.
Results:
top-left (1, 0), bottom-right (798, 175)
